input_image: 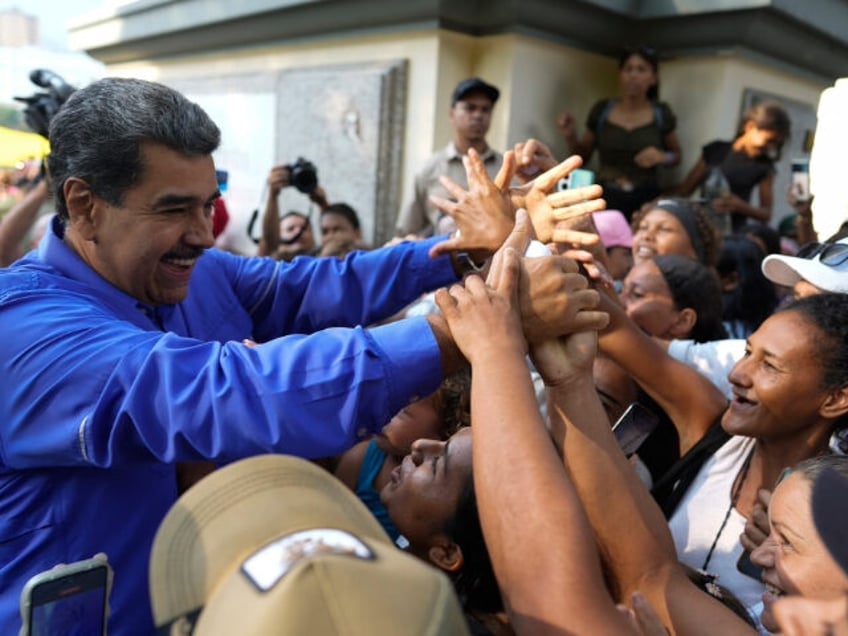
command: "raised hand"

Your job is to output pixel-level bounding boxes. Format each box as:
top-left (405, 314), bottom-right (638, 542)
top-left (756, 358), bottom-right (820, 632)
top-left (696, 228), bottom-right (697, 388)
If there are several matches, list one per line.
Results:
top-left (428, 148), bottom-right (516, 259)
top-left (435, 248), bottom-right (524, 366)
top-left (266, 165), bottom-right (290, 197)
top-left (511, 155), bottom-right (606, 244)
top-left (530, 329), bottom-right (599, 389)
top-left (633, 146), bottom-right (667, 169)
top-left (513, 138), bottom-right (559, 184)
top-left (556, 111), bottom-right (577, 139)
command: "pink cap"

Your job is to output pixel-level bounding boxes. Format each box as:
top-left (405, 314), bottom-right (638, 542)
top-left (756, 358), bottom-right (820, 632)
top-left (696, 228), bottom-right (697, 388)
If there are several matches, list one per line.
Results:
top-left (593, 209), bottom-right (633, 249)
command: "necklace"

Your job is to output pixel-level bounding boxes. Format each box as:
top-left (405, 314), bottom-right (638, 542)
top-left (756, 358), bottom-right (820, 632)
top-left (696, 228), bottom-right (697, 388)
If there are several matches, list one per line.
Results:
top-left (701, 445), bottom-right (756, 572)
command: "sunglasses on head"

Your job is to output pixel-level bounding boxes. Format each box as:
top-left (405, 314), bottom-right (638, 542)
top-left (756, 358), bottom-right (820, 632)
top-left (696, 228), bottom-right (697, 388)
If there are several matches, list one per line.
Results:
top-left (798, 241), bottom-right (848, 266)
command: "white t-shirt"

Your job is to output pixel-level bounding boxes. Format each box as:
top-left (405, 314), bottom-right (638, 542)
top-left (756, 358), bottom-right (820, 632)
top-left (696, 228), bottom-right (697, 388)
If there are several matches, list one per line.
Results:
top-left (667, 338), bottom-right (745, 399)
top-left (669, 435), bottom-right (765, 627)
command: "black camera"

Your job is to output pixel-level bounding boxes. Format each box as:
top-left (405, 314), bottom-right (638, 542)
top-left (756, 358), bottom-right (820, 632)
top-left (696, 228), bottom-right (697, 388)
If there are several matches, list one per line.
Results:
top-left (285, 157), bottom-right (318, 195)
top-left (14, 69), bottom-right (76, 139)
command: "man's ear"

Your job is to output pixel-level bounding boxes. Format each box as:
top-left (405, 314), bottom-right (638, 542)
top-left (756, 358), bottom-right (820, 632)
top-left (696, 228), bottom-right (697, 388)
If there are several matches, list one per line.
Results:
top-left (427, 536), bottom-right (464, 573)
top-left (820, 386), bottom-right (848, 421)
top-left (668, 308), bottom-right (697, 339)
top-left (63, 177), bottom-right (98, 241)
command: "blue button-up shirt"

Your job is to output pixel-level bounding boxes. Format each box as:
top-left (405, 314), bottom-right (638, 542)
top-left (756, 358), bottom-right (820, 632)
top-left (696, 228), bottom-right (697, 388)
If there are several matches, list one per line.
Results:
top-left (0, 218), bottom-right (458, 633)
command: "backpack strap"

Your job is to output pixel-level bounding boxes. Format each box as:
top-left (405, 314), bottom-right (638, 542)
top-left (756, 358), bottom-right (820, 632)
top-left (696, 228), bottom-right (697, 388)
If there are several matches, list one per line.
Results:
top-left (594, 98), bottom-right (618, 137)
top-left (651, 419), bottom-right (732, 519)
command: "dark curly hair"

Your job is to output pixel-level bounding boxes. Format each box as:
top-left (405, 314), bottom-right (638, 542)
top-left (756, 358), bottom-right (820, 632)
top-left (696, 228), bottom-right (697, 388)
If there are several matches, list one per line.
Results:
top-left (432, 368), bottom-right (472, 439)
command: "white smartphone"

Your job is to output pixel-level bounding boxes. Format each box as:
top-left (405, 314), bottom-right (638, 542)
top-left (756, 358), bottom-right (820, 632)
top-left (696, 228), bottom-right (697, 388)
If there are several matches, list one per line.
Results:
top-left (19, 553), bottom-right (113, 636)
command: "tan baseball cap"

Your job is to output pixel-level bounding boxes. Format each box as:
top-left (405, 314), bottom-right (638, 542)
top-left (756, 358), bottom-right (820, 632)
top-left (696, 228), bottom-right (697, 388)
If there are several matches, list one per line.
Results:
top-left (149, 454), bottom-right (469, 635)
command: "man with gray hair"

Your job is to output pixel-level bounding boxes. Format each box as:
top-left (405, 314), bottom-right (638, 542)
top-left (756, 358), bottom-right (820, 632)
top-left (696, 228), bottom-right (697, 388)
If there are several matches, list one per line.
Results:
top-left (0, 77), bottom-right (602, 632)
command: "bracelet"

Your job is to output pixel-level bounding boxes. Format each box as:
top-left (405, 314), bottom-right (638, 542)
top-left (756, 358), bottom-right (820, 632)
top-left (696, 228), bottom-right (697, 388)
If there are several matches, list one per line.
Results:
top-left (664, 151), bottom-right (676, 165)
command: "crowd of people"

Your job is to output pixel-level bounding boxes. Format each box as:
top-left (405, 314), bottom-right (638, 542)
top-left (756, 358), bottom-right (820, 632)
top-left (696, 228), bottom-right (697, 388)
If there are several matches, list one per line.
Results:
top-left (0, 47), bottom-right (846, 636)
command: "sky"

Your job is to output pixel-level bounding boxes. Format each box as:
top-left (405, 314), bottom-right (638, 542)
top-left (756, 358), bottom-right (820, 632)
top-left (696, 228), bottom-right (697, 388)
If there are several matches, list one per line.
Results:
top-left (0, 0), bottom-right (109, 51)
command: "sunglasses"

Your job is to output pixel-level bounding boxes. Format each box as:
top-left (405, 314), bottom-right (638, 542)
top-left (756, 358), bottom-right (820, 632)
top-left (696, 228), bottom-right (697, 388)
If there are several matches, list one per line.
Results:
top-left (798, 241), bottom-right (848, 266)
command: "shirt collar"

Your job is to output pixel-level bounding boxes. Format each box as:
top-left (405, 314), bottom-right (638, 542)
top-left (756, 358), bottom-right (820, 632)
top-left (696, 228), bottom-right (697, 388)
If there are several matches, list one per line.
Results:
top-left (446, 141), bottom-right (497, 162)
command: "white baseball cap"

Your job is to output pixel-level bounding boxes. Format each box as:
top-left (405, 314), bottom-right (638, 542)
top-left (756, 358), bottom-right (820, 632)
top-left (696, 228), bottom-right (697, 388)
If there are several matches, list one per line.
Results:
top-left (762, 237), bottom-right (848, 293)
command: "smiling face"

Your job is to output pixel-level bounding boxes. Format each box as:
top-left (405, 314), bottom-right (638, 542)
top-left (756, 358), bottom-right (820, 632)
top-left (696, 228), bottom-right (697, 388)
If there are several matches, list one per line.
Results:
top-left (632, 209), bottom-right (697, 265)
top-left (380, 428), bottom-right (473, 551)
top-left (751, 472), bottom-right (848, 632)
top-left (722, 310), bottom-right (838, 444)
top-left (619, 259), bottom-right (684, 339)
top-left (64, 142), bottom-right (218, 306)
top-left (619, 53), bottom-right (657, 99)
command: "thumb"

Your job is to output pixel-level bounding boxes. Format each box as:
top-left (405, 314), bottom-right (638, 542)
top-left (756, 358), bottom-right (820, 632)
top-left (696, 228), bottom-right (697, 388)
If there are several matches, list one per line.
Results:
top-left (500, 208), bottom-right (532, 254)
top-left (494, 150), bottom-right (517, 190)
top-left (495, 247), bottom-right (520, 303)
top-left (487, 209), bottom-right (530, 289)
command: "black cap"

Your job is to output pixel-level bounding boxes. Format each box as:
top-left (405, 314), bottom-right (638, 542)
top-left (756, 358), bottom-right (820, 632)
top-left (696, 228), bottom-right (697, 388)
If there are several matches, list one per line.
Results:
top-left (812, 467), bottom-right (848, 575)
top-left (451, 77), bottom-right (500, 106)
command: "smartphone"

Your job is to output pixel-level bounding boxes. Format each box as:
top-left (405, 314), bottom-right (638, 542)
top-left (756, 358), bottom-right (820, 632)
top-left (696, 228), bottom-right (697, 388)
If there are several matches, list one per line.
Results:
top-left (556, 168), bottom-right (596, 192)
top-left (19, 553), bottom-right (113, 636)
top-left (791, 158), bottom-right (811, 202)
top-left (612, 402), bottom-right (660, 457)
top-left (736, 550), bottom-right (763, 581)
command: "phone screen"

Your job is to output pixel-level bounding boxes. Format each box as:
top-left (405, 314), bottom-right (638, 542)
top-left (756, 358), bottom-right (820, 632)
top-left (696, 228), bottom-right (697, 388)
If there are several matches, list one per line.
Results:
top-left (791, 159), bottom-right (811, 202)
top-left (29, 566), bottom-right (109, 636)
top-left (736, 550), bottom-right (763, 581)
top-left (612, 402), bottom-right (660, 456)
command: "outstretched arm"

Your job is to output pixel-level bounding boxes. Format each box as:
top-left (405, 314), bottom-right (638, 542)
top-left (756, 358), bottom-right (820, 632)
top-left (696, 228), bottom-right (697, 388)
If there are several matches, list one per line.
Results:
top-left (597, 290), bottom-right (727, 455)
top-left (435, 245), bottom-right (634, 635)
top-left (532, 332), bottom-right (755, 635)
top-left (257, 165), bottom-right (289, 257)
top-left (669, 157), bottom-right (708, 197)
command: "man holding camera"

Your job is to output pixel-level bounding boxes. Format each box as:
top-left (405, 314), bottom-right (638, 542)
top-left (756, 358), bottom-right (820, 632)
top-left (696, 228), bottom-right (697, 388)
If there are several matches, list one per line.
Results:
top-left (395, 77), bottom-right (503, 237)
top-left (0, 76), bottom-right (600, 633)
top-left (257, 161), bottom-right (323, 260)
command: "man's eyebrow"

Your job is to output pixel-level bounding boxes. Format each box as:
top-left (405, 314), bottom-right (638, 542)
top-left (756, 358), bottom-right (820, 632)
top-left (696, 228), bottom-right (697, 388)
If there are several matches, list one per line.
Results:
top-left (153, 190), bottom-right (220, 208)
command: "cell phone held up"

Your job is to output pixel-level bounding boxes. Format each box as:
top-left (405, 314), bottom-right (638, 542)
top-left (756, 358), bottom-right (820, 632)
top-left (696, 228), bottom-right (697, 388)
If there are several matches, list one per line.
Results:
top-left (19, 553), bottom-right (113, 636)
top-left (791, 158), bottom-right (811, 203)
top-left (556, 168), bottom-right (595, 192)
top-left (612, 402), bottom-right (661, 457)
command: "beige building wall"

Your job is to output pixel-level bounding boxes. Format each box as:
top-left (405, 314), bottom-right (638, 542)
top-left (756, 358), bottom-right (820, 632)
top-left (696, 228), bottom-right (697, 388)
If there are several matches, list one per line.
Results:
top-left (101, 28), bottom-right (831, 244)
